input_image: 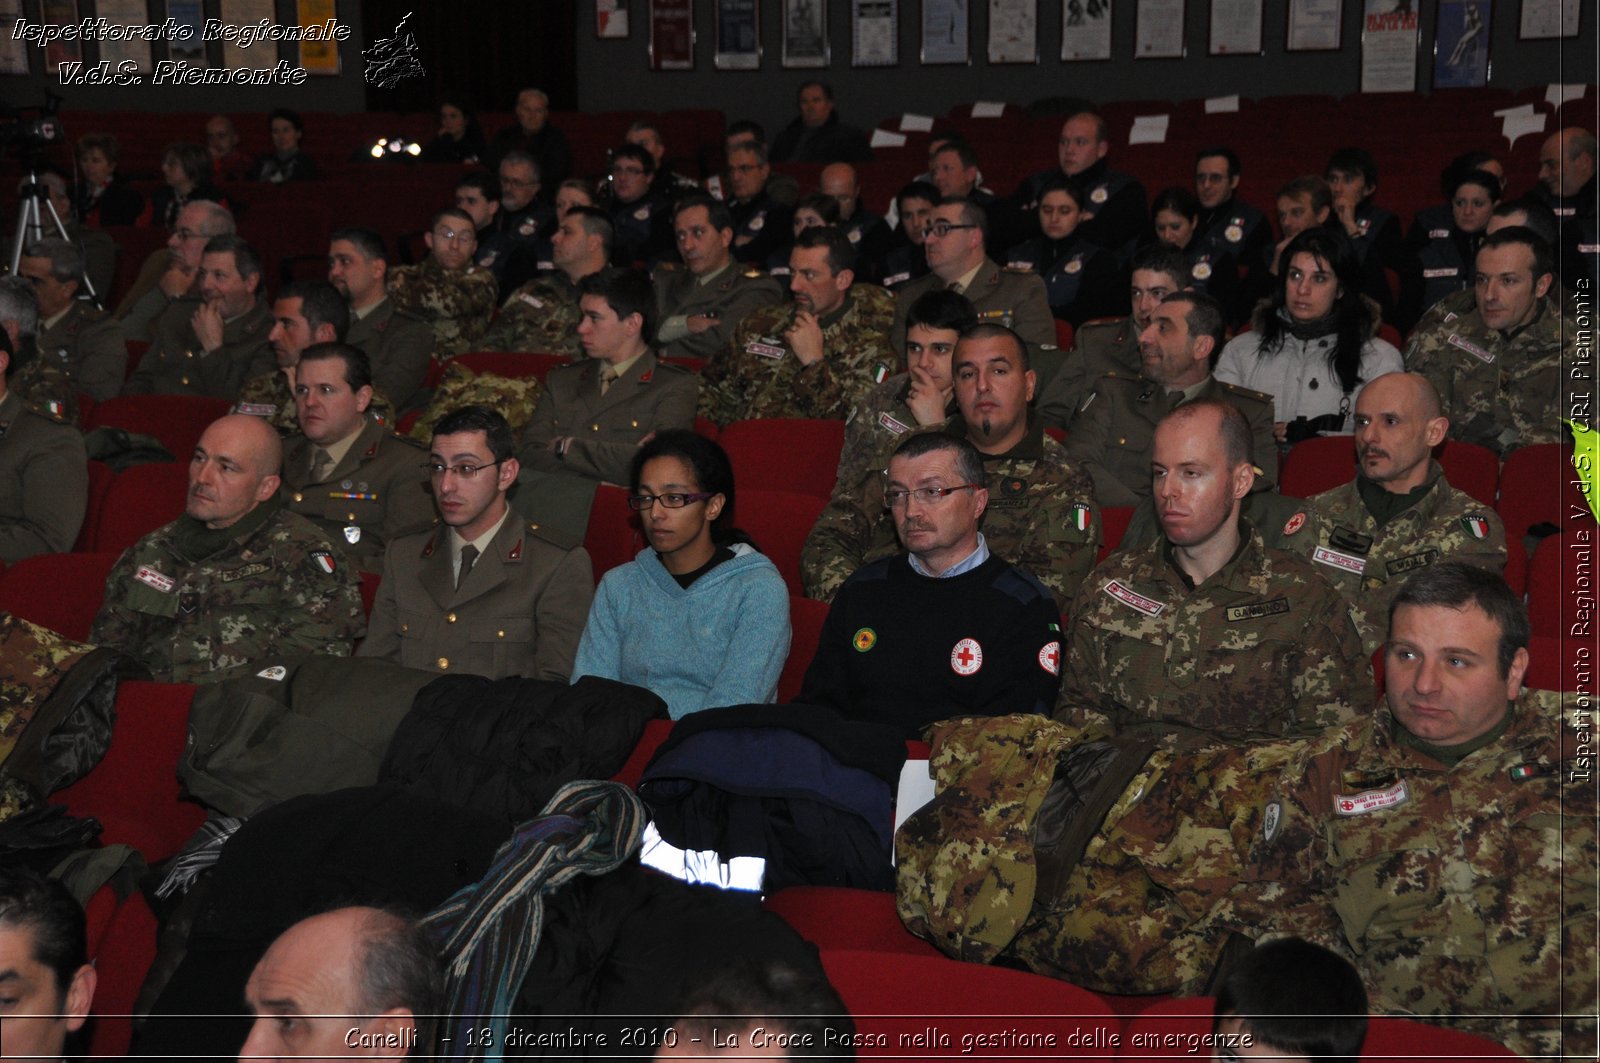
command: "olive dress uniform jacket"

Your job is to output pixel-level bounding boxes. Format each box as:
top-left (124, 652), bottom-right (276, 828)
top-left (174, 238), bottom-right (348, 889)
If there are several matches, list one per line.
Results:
top-left (359, 513), bottom-right (594, 681)
top-left (124, 297), bottom-right (272, 399)
top-left (1036, 316), bottom-right (1143, 431)
top-left (651, 263), bottom-right (785, 361)
top-left (345, 299), bottom-right (434, 411)
top-left (0, 389), bottom-right (87, 563)
top-left (890, 258), bottom-right (1056, 355)
top-left (280, 419), bottom-right (435, 569)
top-left (36, 302), bottom-right (126, 402)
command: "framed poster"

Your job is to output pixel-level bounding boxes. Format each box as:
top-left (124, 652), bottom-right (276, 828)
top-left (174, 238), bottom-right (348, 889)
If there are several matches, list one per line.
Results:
top-left (921, 0), bottom-right (969, 64)
top-left (218, 0), bottom-right (276, 70)
top-left (296, 0), bottom-right (339, 74)
top-left (96, 0), bottom-right (154, 72)
top-left (1135, 0), bottom-right (1186, 58)
top-left (1062, 0), bottom-right (1112, 59)
top-left (1287, 0), bottom-right (1342, 50)
top-left (1360, 0), bottom-right (1418, 93)
top-left (852, 0), bottom-right (897, 65)
top-left (783, 0), bottom-right (827, 67)
top-left (597, 0), bottom-right (630, 39)
top-left (1518, 0), bottom-right (1578, 38)
top-left (1209, 0), bottom-right (1263, 54)
top-left (0, 0), bottom-right (27, 74)
top-left (40, 0), bottom-right (80, 72)
top-left (988, 0), bottom-right (1038, 63)
top-left (1434, 0), bottom-right (1490, 88)
top-left (650, 0), bottom-right (694, 69)
top-left (714, 0), bottom-right (759, 69)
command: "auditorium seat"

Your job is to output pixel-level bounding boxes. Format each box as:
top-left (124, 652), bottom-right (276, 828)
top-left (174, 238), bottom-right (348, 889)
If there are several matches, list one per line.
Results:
top-left (1497, 443), bottom-right (1591, 542)
top-left (452, 350), bottom-right (569, 382)
top-left (1502, 532), bottom-right (1527, 596)
top-left (719, 418), bottom-right (847, 502)
top-left (1433, 439), bottom-right (1498, 508)
top-left (87, 394), bottom-right (232, 461)
top-left (84, 891), bottom-right (159, 1059)
top-left (73, 459), bottom-right (116, 552)
top-left (1099, 506), bottom-right (1134, 562)
top-left (92, 461), bottom-right (190, 555)
top-left (358, 570), bottom-right (381, 619)
top-left (765, 886), bottom-right (943, 957)
top-left (1525, 532), bottom-right (1569, 639)
top-left (1524, 634), bottom-right (1578, 692)
top-left (738, 490), bottom-right (828, 597)
top-left (692, 415), bottom-right (720, 441)
top-left (778, 595), bottom-right (829, 703)
top-left (1278, 434), bottom-right (1356, 499)
top-left (583, 483), bottom-right (644, 582)
top-left (0, 552), bottom-right (118, 641)
top-left (1054, 318), bottom-right (1075, 351)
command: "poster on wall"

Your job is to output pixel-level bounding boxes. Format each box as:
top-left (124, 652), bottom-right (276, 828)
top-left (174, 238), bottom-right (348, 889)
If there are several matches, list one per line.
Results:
top-left (1061, 0), bottom-right (1111, 59)
top-left (1434, 0), bottom-right (1490, 87)
top-left (1135, 0), bottom-right (1186, 57)
top-left (1287, 0), bottom-right (1342, 50)
top-left (783, 0), bottom-right (828, 67)
top-left (96, 0), bottom-right (154, 72)
top-left (650, 0), bottom-right (694, 69)
top-left (1518, 0), bottom-right (1577, 38)
top-left (296, 0), bottom-right (339, 73)
top-left (921, 0), bottom-right (970, 64)
top-left (988, 0), bottom-right (1038, 63)
top-left (0, 0), bottom-right (27, 74)
top-left (1209, 0), bottom-right (1263, 54)
top-left (597, 0), bottom-right (630, 39)
top-left (714, 0), bottom-right (760, 69)
top-left (164, 0), bottom-right (206, 67)
top-left (852, 0), bottom-right (897, 65)
top-left (218, 0), bottom-right (276, 69)
top-left (40, 0), bottom-right (80, 72)
top-left (1360, 0), bottom-right (1418, 92)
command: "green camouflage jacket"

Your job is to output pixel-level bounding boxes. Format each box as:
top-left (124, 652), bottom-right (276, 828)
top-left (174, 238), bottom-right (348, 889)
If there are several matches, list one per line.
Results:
top-left (833, 373), bottom-right (959, 495)
top-left (478, 270), bottom-right (584, 359)
top-left (385, 258), bottom-right (499, 362)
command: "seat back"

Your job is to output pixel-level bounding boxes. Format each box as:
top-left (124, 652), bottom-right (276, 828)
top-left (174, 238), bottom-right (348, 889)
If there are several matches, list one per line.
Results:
top-left (719, 418), bottom-right (847, 501)
top-left (1497, 443), bottom-right (1591, 540)
top-left (1433, 439), bottom-right (1498, 508)
top-left (1278, 434), bottom-right (1356, 499)
top-left (584, 483), bottom-right (644, 582)
top-left (87, 395), bottom-right (233, 461)
top-left (453, 350), bottom-right (569, 382)
top-left (0, 552), bottom-right (119, 641)
top-left (738, 490), bottom-right (828, 597)
top-left (73, 459), bottom-right (117, 552)
top-left (1526, 532), bottom-right (1566, 638)
top-left (1099, 505), bottom-right (1134, 562)
top-left (92, 462), bottom-right (190, 554)
top-left (778, 595), bottom-right (829, 703)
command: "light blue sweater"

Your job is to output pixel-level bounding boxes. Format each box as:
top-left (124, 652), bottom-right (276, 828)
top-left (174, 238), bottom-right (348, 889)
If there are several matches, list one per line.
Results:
top-left (572, 543), bottom-right (791, 719)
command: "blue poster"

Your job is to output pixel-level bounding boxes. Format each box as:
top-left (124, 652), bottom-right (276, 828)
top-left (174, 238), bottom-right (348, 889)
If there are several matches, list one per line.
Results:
top-left (715, 0), bottom-right (760, 69)
top-left (1434, 0), bottom-right (1490, 88)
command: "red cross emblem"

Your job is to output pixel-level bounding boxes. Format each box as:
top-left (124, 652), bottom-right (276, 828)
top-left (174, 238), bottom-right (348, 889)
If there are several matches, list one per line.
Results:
top-left (1340, 799), bottom-right (1355, 812)
top-left (951, 638), bottom-right (983, 676)
top-left (1038, 640), bottom-right (1061, 675)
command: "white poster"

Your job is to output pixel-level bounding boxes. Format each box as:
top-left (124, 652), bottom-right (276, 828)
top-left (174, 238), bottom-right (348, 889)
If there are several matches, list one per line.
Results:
top-left (783, 0), bottom-right (828, 67)
top-left (1519, 0), bottom-right (1579, 38)
top-left (1209, 0), bottom-right (1262, 54)
top-left (988, 0), bottom-right (1038, 63)
top-left (1361, 0), bottom-right (1419, 93)
top-left (852, 0), bottom-right (897, 66)
top-left (1287, 0), bottom-right (1343, 50)
top-left (218, 0), bottom-right (277, 70)
top-left (1135, 0), bottom-right (1186, 58)
top-left (922, 0), bottom-right (970, 63)
top-left (1061, 0), bottom-right (1111, 59)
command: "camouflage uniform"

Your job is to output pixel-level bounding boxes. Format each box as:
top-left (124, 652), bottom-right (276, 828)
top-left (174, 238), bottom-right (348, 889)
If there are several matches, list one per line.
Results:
top-left (477, 271), bottom-right (584, 359)
top-left (833, 373), bottom-right (958, 495)
top-left (1035, 316), bottom-right (1142, 431)
top-left (802, 419), bottom-right (1100, 614)
top-left (279, 419), bottom-right (434, 568)
top-left (346, 299), bottom-right (434, 411)
top-left (385, 258), bottom-right (499, 362)
top-left (890, 259), bottom-right (1056, 356)
top-left (650, 262), bottom-right (785, 362)
top-left (123, 297), bottom-right (273, 399)
top-left (1056, 522), bottom-right (1371, 749)
top-left (1065, 370), bottom-right (1278, 506)
top-left (35, 301), bottom-right (126, 402)
top-left (89, 499), bottom-right (366, 683)
top-left (234, 370), bottom-right (397, 435)
top-left (0, 389), bottom-right (87, 563)
top-left (1404, 292), bottom-right (1583, 455)
top-left (697, 284), bottom-right (897, 426)
top-left (1304, 464), bottom-right (1507, 655)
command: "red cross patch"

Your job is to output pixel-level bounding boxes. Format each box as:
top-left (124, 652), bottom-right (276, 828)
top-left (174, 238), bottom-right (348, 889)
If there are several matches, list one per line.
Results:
top-left (1038, 640), bottom-right (1060, 675)
top-left (951, 638), bottom-right (983, 676)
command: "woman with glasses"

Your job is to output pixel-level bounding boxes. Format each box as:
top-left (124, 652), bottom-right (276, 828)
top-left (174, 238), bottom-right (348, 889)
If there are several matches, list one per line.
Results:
top-left (572, 430), bottom-right (790, 718)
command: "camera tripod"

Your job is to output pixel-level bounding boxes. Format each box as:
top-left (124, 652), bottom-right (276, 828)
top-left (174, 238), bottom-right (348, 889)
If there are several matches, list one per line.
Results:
top-left (9, 167), bottom-right (97, 303)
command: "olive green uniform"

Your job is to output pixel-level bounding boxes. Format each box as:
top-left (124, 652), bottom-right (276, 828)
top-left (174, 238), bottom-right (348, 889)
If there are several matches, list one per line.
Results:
top-left (234, 370), bottom-right (398, 435)
top-left (890, 259), bottom-right (1056, 356)
top-left (0, 390), bottom-right (87, 563)
top-left (478, 271), bottom-right (584, 360)
top-left (346, 298), bottom-right (435, 410)
top-left (123, 297), bottom-right (272, 399)
top-left (35, 301), bottom-right (126, 402)
top-left (279, 418), bottom-right (435, 568)
top-left (1035, 316), bottom-right (1142, 430)
top-left (650, 262), bottom-right (785, 362)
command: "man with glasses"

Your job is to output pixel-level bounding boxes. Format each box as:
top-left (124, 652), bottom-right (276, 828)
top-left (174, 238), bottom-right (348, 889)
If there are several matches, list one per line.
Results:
top-left (602, 144), bottom-right (672, 269)
top-left (115, 199), bottom-right (234, 342)
top-left (798, 432), bottom-right (1062, 739)
top-left (651, 195), bottom-right (783, 361)
top-left (360, 404), bottom-right (592, 680)
top-left (475, 151), bottom-right (552, 298)
top-left (888, 198), bottom-right (1054, 359)
top-left (18, 237), bottom-right (125, 401)
top-left (386, 207), bottom-right (498, 362)
top-left (724, 142), bottom-right (794, 267)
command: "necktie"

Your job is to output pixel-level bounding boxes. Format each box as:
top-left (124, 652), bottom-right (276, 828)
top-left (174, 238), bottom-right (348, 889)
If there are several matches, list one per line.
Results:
top-left (947, 281), bottom-right (964, 294)
top-left (308, 447), bottom-right (332, 483)
top-left (457, 544), bottom-right (479, 590)
top-left (599, 366), bottom-right (619, 396)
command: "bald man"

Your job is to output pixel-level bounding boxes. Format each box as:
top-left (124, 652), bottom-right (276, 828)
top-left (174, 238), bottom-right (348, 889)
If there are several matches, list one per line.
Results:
top-left (820, 162), bottom-right (892, 283)
top-left (89, 414), bottom-right (365, 682)
top-left (1537, 127), bottom-right (1598, 287)
top-left (241, 907), bottom-right (439, 1061)
top-left (1299, 372), bottom-right (1507, 654)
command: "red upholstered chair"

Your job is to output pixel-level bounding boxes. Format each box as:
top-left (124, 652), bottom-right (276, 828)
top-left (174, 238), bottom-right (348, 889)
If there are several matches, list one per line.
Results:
top-left (1433, 439), bottom-right (1498, 508)
top-left (73, 459), bottom-right (116, 552)
top-left (764, 886), bottom-right (943, 957)
top-left (84, 891), bottom-right (160, 1059)
top-left (719, 418), bottom-right (847, 501)
top-left (661, 355), bottom-right (709, 375)
top-left (1099, 506), bottom-right (1134, 562)
top-left (1497, 443), bottom-right (1592, 541)
top-left (738, 490), bottom-right (828, 597)
top-left (692, 415), bottom-right (719, 441)
top-left (86, 395), bottom-right (232, 461)
top-left (1524, 634), bottom-right (1576, 692)
top-left (610, 718), bottom-right (674, 789)
top-left (0, 552), bottom-right (118, 641)
top-left (778, 595), bottom-right (829, 703)
top-left (453, 350), bottom-right (569, 383)
top-left (1054, 318), bottom-right (1075, 351)
top-left (1279, 435), bottom-right (1356, 499)
top-left (49, 680), bottom-right (207, 864)
top-left (358, 570), bottom-right (381, 619)
top-left (583, 483), bottom-right (644, 583)
top-left (820, 950), bottom-right (1118, 1059)
top-left (91, 461), bottom-right (190, 555)
top-left (1501, 533), bottom-right (1527, 596)
top-left (1526, 532), bottom-right (1567, 639)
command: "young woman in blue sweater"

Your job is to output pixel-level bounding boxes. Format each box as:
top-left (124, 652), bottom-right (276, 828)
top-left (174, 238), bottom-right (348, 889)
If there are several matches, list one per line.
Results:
top-left (572, 430), bottom-right (791, 718)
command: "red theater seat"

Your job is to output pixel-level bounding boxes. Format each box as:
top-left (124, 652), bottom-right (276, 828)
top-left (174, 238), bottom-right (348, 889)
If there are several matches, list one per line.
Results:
top-left (0, 552), bottom-right (118, 641)
top-left (92, 461), bottom-right (190, 555)
top-left (452, 350), bottom-right (569, 382)
top-left (72, 459), bottom-right (116, 552)
top-left (778, 595), bottom-right (829, 703)
top-left (738, 490), bottom-right (828, 597)
top-left (583, 483), bottom-right (644, 582)
top-left (1278, 434), bottom-right (1356, 499)
top-left (764, 886), bottom-right (943, 957)
top-left (719, 418), bottom-right (847, 501)
top-left (86, 395), bottom-right (232, 461)
top-left (1497, 443), bottom-right (1591, 541)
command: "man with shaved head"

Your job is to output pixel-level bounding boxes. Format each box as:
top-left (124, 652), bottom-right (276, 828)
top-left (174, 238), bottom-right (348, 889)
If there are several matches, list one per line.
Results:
top-left (1299, 372), bottom-right (1507, 655)
top-left (240, 907), bottom-right (439, 1061)
top-left (1536, 127), bottom-right (1597, 286)
top-left (90, 414), bottom-right (365, 682)
top-left (820, 162), bottom-right (892, 283)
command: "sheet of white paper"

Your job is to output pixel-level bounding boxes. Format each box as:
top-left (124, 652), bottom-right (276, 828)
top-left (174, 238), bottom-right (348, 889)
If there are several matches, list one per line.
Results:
top-left (1204, 94), bottom-right (1241, 113)
top-left (1128, 114), bottom-right (1170, 144)
top-left (900, 113), bottom-right (935, 132)
top-left (1493, 103), bottom-right (1536, 118)
top-left (892, 758), bottom-right (936, 864)
top-left (1502, 112), bottom-right (1549, 147)
top-left (870, 128), bottom-right (909, 148)
top-left (1547, 83), bottom-right (1588, 108)
top-left (971, 100), bottom-right (1007, 118)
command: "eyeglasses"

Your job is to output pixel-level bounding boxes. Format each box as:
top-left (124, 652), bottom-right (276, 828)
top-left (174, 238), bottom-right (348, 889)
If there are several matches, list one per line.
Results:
top-left (884, 483), bottom-right (982, 509)
top-left (627, 491), bottom-right (716, 511)
top-left (422, 460), bottom-right (503, 479)
top-left (431, 227), bottom-right (473, 245)
top-left (611, 165), bottom-right (646, 177)
top-left (172, 227), bottom-right (206, 241)
top-left (921, 221), bottom-right (977, 239)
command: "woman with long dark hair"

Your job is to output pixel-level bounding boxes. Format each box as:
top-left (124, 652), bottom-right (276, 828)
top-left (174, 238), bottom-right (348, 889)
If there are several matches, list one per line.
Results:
top-left (1399, 167), bottom-right (1501, 327)
top-left (1150, 184), bottom-right (1242, 324)
top-left (1215, 226), bottom-right (1402, 444)
top-left (571, 430), bottom-right (790, 718)
top-left (421, 97), bottom-right (487, 164)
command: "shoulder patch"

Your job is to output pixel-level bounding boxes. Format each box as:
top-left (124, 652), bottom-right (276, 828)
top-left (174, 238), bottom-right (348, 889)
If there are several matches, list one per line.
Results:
top-left (1216, 380), bottom-right (1274, 404)
top-left (307, 550), bottom-right (337, 576)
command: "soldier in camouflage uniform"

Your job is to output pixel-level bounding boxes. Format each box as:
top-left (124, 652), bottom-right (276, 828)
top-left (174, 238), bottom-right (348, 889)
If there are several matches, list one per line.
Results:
top-left (698, 228), bottom-right (896, 427)
top-left (652, 195), bottom-right (785, 362)
top-left (1301, 373), bottom-right (1507, 655)
top-left (1404, 227), bottom-right (1583, 455)
top-left (1058, 402), bottom-right (1370, 749)
top-left (1036, 245), bottom-right (1188, 431)
top-left (833, 289), bottom-right (976, 492)
top-left (385, 208), bottom-right (499, 363)
top-left (21, 239), bottom-right (125, 402)
top-left (804, 326), bottom-right (1099, 614)
top-left (0, 344), bottom-right (86, 563)
top-left (478, 205), bottom-right (614, 360)
top-left (90, 415), bottom-right (365, 682)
